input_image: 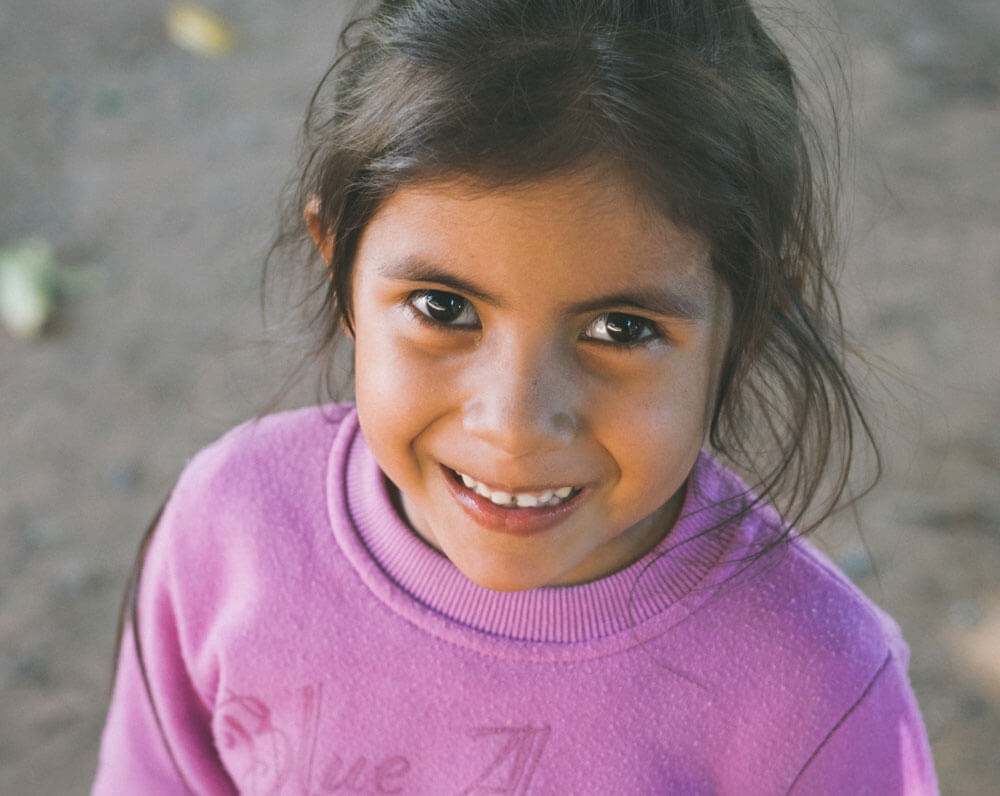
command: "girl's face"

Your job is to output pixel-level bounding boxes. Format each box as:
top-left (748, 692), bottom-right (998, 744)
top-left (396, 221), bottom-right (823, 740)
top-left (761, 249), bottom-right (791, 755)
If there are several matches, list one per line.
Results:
top-left (345, 171), bottom-right (731, 591)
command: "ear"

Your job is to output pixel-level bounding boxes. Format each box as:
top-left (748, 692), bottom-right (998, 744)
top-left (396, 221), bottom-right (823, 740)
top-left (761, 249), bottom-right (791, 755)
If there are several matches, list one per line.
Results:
top-left (305, 196), bottom-right (355, 339)
top-left (304, 196), bottom-right (334, 265)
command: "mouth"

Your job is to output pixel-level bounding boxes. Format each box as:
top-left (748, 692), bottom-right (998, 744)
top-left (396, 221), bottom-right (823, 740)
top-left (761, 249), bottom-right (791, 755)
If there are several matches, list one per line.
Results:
top-left (448, 467), bottom-right (582, 509)
top-left (441, 465), bottom-right (587, 537)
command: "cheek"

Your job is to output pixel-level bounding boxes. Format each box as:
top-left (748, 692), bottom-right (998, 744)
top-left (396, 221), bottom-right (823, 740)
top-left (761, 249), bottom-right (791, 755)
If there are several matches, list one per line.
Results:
top-left (612, 406), bottom-right (701, 480)
top-left (353, 331), bottom-right (454, 477)
top-left (599, 367), bottom-right (712, 498)
top-left (357, 337), bottom-right (460, 425)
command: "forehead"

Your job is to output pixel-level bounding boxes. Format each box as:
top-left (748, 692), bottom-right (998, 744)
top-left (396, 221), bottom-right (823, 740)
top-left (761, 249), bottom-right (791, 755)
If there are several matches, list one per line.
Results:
top-left (358, 170), bottom-right (715, 300)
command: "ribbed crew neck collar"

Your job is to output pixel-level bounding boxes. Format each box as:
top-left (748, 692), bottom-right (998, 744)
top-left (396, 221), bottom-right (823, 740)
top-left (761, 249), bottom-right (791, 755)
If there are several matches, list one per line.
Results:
top-left (327, 408), bottom-right (743, 649)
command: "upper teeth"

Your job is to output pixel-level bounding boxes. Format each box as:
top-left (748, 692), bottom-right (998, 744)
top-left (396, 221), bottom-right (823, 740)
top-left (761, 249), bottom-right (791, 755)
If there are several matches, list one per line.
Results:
top-left (456, 471), bottom-right (576, 508)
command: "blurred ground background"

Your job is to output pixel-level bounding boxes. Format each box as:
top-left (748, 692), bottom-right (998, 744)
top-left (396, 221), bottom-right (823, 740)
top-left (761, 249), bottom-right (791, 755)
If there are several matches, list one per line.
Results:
top-left (0, 0), bottom-right (997, 793)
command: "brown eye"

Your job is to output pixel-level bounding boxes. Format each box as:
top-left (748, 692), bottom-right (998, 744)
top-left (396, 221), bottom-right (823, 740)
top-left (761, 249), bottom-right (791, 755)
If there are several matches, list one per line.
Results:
top-left (411, 291), bottom-right (479, 326)
top-left (584, 312), bottom-right (658, 345)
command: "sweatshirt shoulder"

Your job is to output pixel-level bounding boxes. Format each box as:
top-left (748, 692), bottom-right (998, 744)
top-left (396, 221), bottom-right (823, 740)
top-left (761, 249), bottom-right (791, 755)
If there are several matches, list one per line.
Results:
top-left (782, 534), bottom-right (904, 665)
top-left (161, 402), bottom-right (354, 532)
top-left (694, 456), bottom-right (902, 673)
top-left (177, 402), bottom-right (352, 490)
top-left (684, 488), bottom-right (905, 708)
top-left (682, 506), bottom-right (920, 788)
top-left (761, 539), bottom-right (936, 791)
top-left (720, 525), bottom-right (902, 684)
top-left (142, 403), bottom-right (356, 608)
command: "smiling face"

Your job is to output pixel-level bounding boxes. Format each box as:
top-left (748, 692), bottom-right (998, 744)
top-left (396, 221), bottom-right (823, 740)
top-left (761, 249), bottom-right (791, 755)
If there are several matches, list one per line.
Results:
top-left (344, 170), bottom-right (731, 591)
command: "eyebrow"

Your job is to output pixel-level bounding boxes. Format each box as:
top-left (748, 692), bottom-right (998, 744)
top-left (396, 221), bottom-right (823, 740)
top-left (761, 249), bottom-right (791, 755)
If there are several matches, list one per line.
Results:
top-left (564, 290), bottom-right (705, 322)
top-left (379, 256), bottom-right (706, 321)
top-left (379, 257), bottom-right (497, 303)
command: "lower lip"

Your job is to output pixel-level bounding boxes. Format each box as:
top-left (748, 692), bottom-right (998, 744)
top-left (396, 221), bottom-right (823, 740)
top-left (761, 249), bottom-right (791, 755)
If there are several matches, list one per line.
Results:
top-left (442, 466), bottom-right (585, 537)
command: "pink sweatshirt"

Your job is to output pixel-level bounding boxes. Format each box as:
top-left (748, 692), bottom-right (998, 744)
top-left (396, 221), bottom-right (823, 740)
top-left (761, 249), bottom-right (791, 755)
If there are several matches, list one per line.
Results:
top-left (93, 404), bottom-right (938, 794)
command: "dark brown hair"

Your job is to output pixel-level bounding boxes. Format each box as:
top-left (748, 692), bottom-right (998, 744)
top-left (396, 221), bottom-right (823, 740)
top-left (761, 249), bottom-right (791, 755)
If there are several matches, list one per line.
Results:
top-left (270, 0), bottom-right (878, 539)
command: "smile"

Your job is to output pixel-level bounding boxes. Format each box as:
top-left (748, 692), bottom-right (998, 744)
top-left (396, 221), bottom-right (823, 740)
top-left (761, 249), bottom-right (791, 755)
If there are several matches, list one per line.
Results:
top-left (450, 468), bottom-right (581, 509)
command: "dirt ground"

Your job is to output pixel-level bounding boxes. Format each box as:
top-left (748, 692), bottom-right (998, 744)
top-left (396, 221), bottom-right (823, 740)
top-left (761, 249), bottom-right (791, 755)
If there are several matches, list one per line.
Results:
top-left (1, 0), bottom-right (997, 793)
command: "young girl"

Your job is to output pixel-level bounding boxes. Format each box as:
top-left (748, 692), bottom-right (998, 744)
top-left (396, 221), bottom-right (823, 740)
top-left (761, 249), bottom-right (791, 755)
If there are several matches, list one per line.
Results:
top-left (94, 1), bottom-right (939, 793)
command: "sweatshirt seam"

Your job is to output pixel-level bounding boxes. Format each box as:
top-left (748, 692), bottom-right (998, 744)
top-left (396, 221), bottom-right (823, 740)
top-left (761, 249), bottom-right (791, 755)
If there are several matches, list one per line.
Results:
top-left (785, 650), bottom-right (893, 794)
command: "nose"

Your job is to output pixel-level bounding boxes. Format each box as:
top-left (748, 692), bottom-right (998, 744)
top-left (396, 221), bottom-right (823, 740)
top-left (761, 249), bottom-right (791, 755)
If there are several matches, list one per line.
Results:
top-left (461, 337), bottom-right (579, 456)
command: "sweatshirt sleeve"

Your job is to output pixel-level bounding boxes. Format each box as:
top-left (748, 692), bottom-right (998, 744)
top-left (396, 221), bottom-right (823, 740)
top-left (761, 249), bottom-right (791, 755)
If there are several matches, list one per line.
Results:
top-left (92, 495), bottom-right (237, 794)
top-left (789, 650), bottom-right (939, 795)
top-left (93, 407), bottom-right (346, 793)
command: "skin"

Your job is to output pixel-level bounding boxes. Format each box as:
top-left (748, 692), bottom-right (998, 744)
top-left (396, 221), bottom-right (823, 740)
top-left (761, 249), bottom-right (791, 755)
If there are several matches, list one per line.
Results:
top-left (309, 170), bottom-right (732, 591)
